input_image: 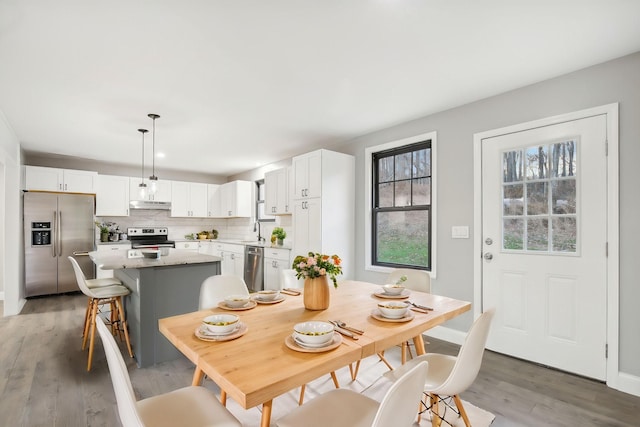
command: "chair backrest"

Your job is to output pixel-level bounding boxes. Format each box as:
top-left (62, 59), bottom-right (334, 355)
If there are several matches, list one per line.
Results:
top-left (68, 256), bottom-right (93, 296)
top-left (280, 269), bottom-right (302, 289)
top-left (386, 268), bottom-right (431, 293)
top-left (95, 316), bottom-right (145, 427)
top-left (198, 275), bottom-right (250, 310)
top-left (372, 361), bottom-right (429, 427)
top-left (436, 308), bottom-right (495, 396)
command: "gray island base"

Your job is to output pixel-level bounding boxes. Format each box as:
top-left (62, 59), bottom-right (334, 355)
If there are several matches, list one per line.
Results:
top-left (89, 250), bottom-right (221, 367)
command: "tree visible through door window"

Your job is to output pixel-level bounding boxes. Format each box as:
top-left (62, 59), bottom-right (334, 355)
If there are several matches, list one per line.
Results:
top-left (502, 139), bottom-right (578, 253)
top-left (372, 140), bottom-right (431, 269)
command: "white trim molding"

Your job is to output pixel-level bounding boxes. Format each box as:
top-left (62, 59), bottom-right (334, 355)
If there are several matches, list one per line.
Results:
top-left (473, 103), bottom-right (624, 394)
top-left (364, 131), bottom-right (437, 277)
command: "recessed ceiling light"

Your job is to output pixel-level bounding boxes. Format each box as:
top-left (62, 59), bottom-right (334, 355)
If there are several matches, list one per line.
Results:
top-left (156, 152), bottom-right (165, 158)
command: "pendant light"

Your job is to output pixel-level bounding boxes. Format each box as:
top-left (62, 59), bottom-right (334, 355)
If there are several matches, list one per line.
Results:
top-left (148, 113), bottom-right (160, 195)
top-left (138, 128), bottom-right (149, 199)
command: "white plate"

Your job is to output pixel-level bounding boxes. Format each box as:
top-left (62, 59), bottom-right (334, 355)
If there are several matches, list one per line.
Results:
top-left (293, 333), bottom-right (334, 349)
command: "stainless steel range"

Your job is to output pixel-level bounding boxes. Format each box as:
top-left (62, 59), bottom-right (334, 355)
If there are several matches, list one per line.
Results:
top-left (127, 227), bottom-right (175, 249)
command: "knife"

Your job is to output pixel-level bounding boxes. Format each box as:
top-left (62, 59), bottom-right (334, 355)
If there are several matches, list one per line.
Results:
top-left (409, 301), bottom-right (434, 311)
top-left (281, 288), bottom-right (301, 296)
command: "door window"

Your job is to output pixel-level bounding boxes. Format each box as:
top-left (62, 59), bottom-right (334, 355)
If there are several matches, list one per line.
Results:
top-left (501, 139), bottom-right (578, 254)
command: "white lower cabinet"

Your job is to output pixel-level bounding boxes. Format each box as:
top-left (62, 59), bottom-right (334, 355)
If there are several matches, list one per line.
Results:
top-left (264, 247), bottom-right (291, 290)
top-left (221, 243), bottom-right (245, 278)
top-left (175, 241), bottom-right (200, 252)
top-left (95, 243), bottom-right (131, 278)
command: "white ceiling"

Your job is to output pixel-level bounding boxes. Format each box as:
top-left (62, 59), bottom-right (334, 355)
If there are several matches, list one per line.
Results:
top-left (2, 1), bottom-right (640, 177)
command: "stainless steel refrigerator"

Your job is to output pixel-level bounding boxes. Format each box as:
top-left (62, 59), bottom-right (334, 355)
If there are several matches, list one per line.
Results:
top-left (24, 192), bottom-right (96, 297)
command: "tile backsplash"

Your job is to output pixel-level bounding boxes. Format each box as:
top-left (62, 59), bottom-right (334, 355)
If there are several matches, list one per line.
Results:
top-left (97, 210), bottom-right (292, 243)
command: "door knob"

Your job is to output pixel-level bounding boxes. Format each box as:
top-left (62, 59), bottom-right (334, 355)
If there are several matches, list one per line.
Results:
top-left (485, 237), bottom-right (493, 245)
top-left (484, 252), bottom-right (493, 261)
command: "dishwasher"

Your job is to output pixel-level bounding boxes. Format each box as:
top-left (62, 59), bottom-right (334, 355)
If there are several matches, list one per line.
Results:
top-left (244, 245), bottom-right (264, 292)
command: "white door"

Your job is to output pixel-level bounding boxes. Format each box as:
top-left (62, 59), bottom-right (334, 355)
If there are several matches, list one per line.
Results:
top-left (482, 114), bottom-right (607, 380)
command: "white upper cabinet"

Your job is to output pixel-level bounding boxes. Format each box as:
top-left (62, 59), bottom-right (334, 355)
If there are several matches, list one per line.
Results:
top-left (129, 177), bottom-right (172, 202)
top-left (96, 175), bottom-right (130, 216)
top-left (265, 167), bottom-right (291, 215)
top-left (207, 184), bottom-right (220, 217)
top-left (170, 181), bottom-right (208, 217)
top-left (24, 166), bottom-right (97, 193)
top-left (217, 180), bottom-right (252, 218)
top-left (292, 150), bottom-right (322, 200)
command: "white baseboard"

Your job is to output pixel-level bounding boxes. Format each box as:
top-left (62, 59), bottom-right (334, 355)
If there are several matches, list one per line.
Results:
top-left (424, 325), bottom-right (467, 346)
top-left (616, 372), bottom-right (640, 397)
top-left (0, 291), bottom-right (4, 300)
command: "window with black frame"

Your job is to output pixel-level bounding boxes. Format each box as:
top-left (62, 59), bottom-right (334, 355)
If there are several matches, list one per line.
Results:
top-left (372, 140), bottom-right (431, 269)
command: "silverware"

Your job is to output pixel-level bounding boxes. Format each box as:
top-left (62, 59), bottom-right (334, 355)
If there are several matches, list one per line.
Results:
top-left (333, 320), bottom-right (364, 335)
top-left (281, 288), bottom-right (301, 296)
top-left (329, 321), bottom-right (358, 340)
top-left (408, 301), bottom-right (434, 311)
top-left (410, 307), bottom-right (429, 314)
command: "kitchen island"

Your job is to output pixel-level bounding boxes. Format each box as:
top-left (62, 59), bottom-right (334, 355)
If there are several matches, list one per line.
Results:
top-left (89, 249), bottom-right (221, 367)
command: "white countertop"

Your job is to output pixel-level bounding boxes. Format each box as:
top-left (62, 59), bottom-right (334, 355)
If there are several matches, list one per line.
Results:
top-left (89, 248), bottom-right (221, 270)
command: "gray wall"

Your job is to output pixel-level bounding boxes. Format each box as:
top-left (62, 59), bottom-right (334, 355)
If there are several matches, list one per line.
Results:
top-left (331, 51), bottom-right (640, 376)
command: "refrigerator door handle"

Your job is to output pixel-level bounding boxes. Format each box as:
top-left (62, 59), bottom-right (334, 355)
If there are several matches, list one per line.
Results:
top-left (52, 211), bottom-right (57, 257)
top-left (72, 251), bottom-right (90, 256)
top-left (57, 211), bottom-right (62, 256)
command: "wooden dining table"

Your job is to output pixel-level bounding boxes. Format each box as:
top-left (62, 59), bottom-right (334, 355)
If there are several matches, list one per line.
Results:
top-left (158, 280), bottom-right (471, 427)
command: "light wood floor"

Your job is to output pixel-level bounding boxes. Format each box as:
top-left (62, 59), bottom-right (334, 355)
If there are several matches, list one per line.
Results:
top-left (1, 293), bottom-right (638, 426)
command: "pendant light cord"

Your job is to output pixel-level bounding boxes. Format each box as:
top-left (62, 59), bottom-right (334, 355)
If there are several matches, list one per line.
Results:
top-left (148, 114), bottom-right (160, 180)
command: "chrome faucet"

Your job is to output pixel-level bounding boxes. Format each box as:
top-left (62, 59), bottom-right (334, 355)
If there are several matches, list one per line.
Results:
top-left (253, 221), bottom-right (265, 242)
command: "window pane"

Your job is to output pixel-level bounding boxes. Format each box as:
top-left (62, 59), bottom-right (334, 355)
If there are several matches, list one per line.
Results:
top-left (526, 146), bottom-right (548, 180)
top-left (552, 217), bottom-right (577, 252)
top-left (552, 179), bottom-right (576, 214)
top-left (413, 149), bottom-right (430, 177)
top-left (378, 156), bottom-right (394, 183)
top-left (412, 177), bottom-right (430, 205)
top-left (526, 182), bottom-right (548, 215)
top-left (394, 180), bottom-right (411, 207)
top-left (503, 218), bottom-right (524, 250)
top-left (527, 218), bottom-right (548, 251)
top-left (503, 150), bottom-right (523, 183)
top-left (395, 152), bottom-right (412, 180)
top-left (503, 184), bottom-right (524, 215)
top-left (376, 210), bottom-right (429, 268)
top-left (378, 182), bottom-right (393, 208)
top-left (551, 141), bottom-right (577, 177)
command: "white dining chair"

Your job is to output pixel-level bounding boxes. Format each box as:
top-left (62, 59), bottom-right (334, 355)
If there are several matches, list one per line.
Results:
top-left (198, 275), bottom-right (250, 310)
top-left (95, 316), bottom-right (242, 427)
top-left (68, 256), bottom-right (133, 371)
top-left (194, 275), bottom-right (251, 405)
top-left (276, 361), bottom-right (429, 427)
top-left (388, 268), bottom-right (431, 364)
top-left (281, 268), bottom-right (303, 289)
top-left (384, 308), bottom-right (495, 427)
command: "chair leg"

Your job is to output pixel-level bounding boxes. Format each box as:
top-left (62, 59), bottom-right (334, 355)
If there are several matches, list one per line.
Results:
top-left (220, 390), bottom-right (227, 407)
top-left (349, 360), bottom-right (361, 380)
top-left (114, 296), bottom-right (133, 358)
top-left (377, 352), bottom-right (394, 371)
top-left (298, 384), bottom-right (306, 406)
top-left (82, 298), bottom-right (92, 337)
top-left (82, 299), bottom-right (95, 349)
top-left (401, 342), bottom-right (408, 364)
top-left (330, 371), bottom-right (340, 389)
top-left (453, 394), bottom-right (471, 427)
top-left (86, 301), bottom-right (99, 371)
top-left (431, 393), bottom-right (441, 427)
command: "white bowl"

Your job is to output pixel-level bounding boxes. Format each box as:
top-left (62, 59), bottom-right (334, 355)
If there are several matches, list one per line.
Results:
top-left (382, 284), bottom-right (405, 295)
top-left (377, 301), bottom-right (410, 318)
top-left (257, 289), bottom-right (280, 301)
top-left (202, 314), bottom-right (239, 335)
top-left (224, 294), bottom-right (251, 308)
top-left (293, 321), bottom-right (334, 345)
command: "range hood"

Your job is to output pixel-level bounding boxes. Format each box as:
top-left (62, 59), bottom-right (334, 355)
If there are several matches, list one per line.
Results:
top-left (129, 200), bottom-right (172, 210)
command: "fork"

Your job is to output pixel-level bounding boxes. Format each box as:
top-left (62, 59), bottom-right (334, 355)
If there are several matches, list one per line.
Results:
top-left (408, 301), bottom-right (434, 311)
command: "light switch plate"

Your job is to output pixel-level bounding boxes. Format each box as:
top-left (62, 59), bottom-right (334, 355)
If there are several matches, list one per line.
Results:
top-left (451, 226), bottom-right (469, 239)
